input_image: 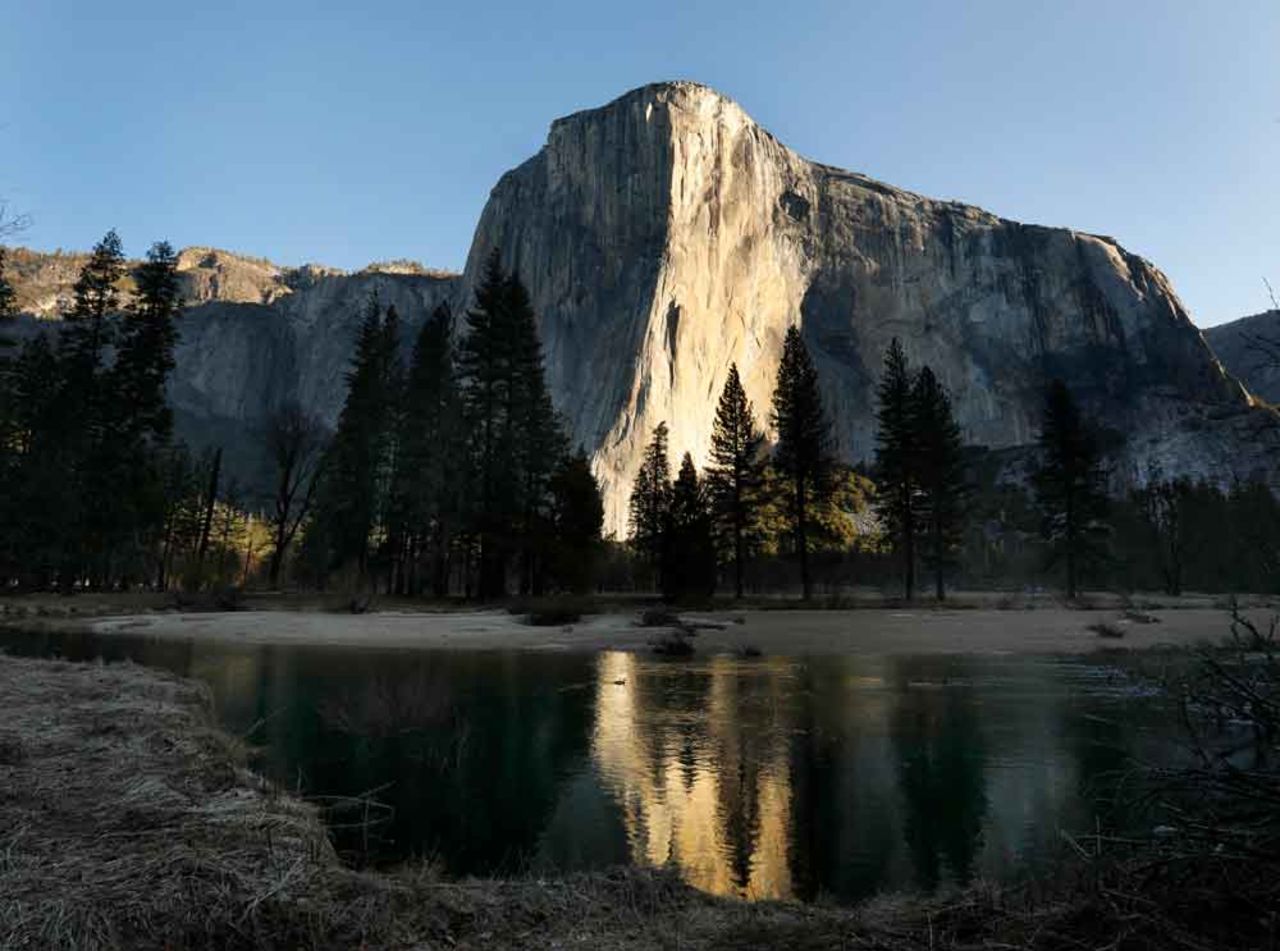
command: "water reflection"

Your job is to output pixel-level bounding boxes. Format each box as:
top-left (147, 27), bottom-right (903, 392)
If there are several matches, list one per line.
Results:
top-left (0, 630), bottom-right (1169, 901)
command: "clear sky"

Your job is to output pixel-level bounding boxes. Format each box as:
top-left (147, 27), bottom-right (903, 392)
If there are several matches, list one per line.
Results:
top-left (3, 1), bottom-right (1276, 326)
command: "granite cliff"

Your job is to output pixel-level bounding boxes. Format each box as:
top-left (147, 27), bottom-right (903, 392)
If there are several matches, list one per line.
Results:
top-left (8, 81), bottom-right (1278, 529)
top-left (462, 81), bottom-right (1278, 530)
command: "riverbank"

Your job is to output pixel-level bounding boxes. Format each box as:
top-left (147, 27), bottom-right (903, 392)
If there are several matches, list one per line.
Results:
top-left (4, 601), bottom-right (1267, 656)
top-left (2, 651), bottom-right (1268, 949)
top-left (0, 653), bottom-right (1060, 949)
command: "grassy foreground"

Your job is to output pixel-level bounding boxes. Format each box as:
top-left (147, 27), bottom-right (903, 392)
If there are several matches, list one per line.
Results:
top-left (0, 652), bottom-right (1272, 950)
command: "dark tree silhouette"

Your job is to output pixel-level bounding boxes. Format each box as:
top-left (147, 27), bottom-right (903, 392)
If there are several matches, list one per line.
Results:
top-left (311, 295), bottom-right (403, 584)
top-left (391, 302), bottom-right (462, 596)
top-left (874, 338), bottom-right (920, 599)
top-left (264, 402), bottom-right (327, 588)
top-left (1033, 379), bottom-right (1108, 599)
top-left (912, 366), bottom-right (969, 600)
top-left (456, 252), bottom-right (567, 597)
top-left (628, 421), bottom-right (672, 590)
top-left (770, 326), bottom-right (835, 600)
top-left (664, 452), bottom-right (717, 600)
top-left (706, 363), bottom-right (767, 598)
top-left (548, 449), bottom-right (605, 594)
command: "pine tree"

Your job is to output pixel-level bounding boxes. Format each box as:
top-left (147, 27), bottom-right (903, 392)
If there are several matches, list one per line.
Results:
top-left (770, 326), bottom-right (835, 600)
top-left (1033, 379), bottom-right (1109, 599)
top-left (874, 338), bottom-right (920, 599)
top-left (629, 422), bottom-right (672, 589)
top-left (506, 270), bottom-right (566, 595)
top-left (392, 302), bottom-right (463, 596)
top-left (63, 230), bottom-right (124, 369)
top-left (665, 452), bottom-right (717, 600)
top-left (912, 366), bottom-right (968, 600)
top-left (458, 251), bottom-right (517, 597)
top-left (116, 241), bottom-right (180, 445)
top-left (310, 295), bottom-right (402, 585)
top-left (706, 363), bottom-right (767, 598)
top-left (59, 230), bottom-right (127, 586)
top-left (548, 449), bottom-right (605, 594)
top-left (456, 252), bottom-right (568, 598)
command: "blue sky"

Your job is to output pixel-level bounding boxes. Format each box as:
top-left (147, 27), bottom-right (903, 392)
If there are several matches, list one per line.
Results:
top-left (3, 1), bottom-right (1276, 326)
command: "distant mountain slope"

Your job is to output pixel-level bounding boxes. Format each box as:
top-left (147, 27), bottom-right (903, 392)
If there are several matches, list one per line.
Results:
top-left (1205, 310), bottom-right (1280, 404)
top-left (6, 246), bottom-right (459, 495)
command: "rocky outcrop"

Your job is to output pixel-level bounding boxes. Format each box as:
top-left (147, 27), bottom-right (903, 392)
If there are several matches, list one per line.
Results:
top-left (8, 81), bottom-right (1278, 527)
top-left (1205, 310), bottom-right (1280, 404)
top-left (461, 81), bottom-right (1279, 531)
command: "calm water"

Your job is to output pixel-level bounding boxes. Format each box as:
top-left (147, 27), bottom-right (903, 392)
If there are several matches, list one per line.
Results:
top-left (0, 628), bottom-right (1173, 902)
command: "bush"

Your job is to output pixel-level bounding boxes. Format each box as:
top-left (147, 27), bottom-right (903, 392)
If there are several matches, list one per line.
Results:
top-left (638, 606), bottom-right (681, 627)
top-left (512, 596), bottom-right (588, 627)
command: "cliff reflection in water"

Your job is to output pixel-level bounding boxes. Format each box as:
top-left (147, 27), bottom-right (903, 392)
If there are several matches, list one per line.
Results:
top-left (0, 630), bottom-right (1161, 902)
top-left (581, 651), bottom-right (1106, 902)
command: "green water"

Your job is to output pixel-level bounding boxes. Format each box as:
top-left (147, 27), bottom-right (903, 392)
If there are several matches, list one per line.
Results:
top-left (0, 629), bottom-right (1172, 902)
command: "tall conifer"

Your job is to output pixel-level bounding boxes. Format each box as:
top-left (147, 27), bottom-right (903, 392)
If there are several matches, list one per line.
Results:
top-left (706, 363), bottom-right (767, 598)
top-left (665, 452), bottom-right (717, 600)
top-left (1033, 379), bottom-right (1109, 599)
top-left (912, 366), bottom-right (968, 600)
top-left (629, 421), bottom-right (672, 589)
top-left (770, 326), bottom-right (835, 600)
top-left (874, 338), bottom-right (920, 599)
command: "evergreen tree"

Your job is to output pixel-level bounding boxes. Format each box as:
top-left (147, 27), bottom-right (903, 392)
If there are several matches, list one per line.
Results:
top-left (706, 363), bottom-right (767, 598)
top-left (874, 338), bottom-right (920, 599)
top-left (628, 421), bottom-right (672, 589)
top-left (912, 366), bottom-right (969, 600)
top-left (116, 241), bottom-right (180, 444)
top-left (665, 452), bottom-right (717, 600)
top-left (391, 302), bottom-right (463, 596)
top-left (506, 270), bottom-right (567, 595)
top-left (458, 252), bottom-right (518, 597)
top-left (58, 230), bottom-right (126, 585)
top-left (1033, 379), bottom-right (1109, 599)
top-left (456, 252), bottom-right (567, 597)
top-left (770, 326), bottom-right (835, 600)
top-left (109, 241), bottom-right (182, 582)
top-left (62, 230), bottom-right (124, 369)
top-left (548, 449), bottom-right (605, 594)
top-left (310, 295), bottom-right (402, 585)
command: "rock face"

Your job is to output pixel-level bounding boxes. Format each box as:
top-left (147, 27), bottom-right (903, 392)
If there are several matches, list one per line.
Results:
top-left (461, 81), bottom-right (1279, 531)
top-left (1205, 310), bottom-right (1280, 404)
top-left (8, 81), bottom-right (1279, 526)
top-left (7, 246), bottom-right (458, 488)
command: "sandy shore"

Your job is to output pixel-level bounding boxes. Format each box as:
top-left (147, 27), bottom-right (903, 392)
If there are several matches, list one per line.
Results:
top-left (10, 603), bottom-right (1260, 655)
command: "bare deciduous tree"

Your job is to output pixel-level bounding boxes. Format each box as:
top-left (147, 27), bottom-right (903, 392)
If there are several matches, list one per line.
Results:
top-left (264, 402), bottom-right (328, 588)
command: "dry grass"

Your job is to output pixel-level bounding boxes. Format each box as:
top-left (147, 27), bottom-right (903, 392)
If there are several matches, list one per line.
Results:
top-left (1, 650), bottom-right (1274, 949)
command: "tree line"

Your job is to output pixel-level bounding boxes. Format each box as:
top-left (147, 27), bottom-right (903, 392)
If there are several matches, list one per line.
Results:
top-left (4, 233), bottom-right (1278, 599)
top-left (0, 237), bottom-right (604, 597)
top-left (626, 328), bottom-right (1280, 601)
